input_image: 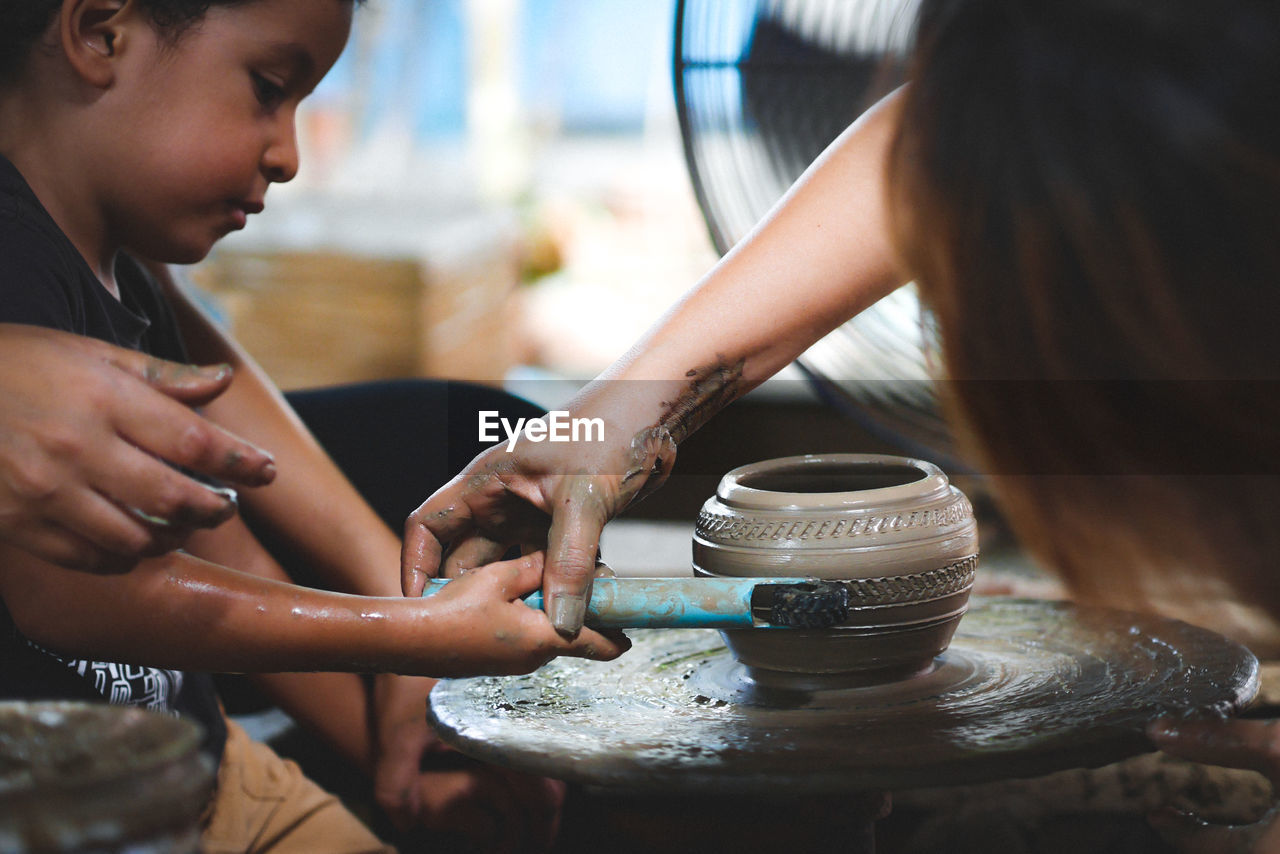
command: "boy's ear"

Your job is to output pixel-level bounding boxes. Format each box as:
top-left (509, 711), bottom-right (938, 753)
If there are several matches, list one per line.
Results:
top-left (60, 0), bottom-right (134, 88)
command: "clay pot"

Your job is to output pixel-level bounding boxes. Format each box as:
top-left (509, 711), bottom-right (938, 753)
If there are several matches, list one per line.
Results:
top-left (693, 454), bottom-right (978, 685)
top-left (0, 702), bottom-right (214, 853)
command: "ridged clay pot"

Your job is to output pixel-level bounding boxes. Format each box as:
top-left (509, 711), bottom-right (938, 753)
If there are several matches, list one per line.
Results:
top-left (693, 454), bottom-right (978, 686)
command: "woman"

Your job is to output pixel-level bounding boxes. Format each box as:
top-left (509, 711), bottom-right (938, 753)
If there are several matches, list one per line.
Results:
top-left (406, 0), bottom-right (1280, 846)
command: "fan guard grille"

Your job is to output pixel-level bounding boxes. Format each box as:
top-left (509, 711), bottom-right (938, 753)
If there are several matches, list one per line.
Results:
top-left (674, 0), bottom-right (958, 464)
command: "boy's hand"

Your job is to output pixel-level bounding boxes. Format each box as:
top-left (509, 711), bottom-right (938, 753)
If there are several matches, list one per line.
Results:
top-left (419, 552), bottom-right (630, 677)
top-left (371, 673), bottom-right (565, 852)
top-left (1147, 717), bottom-right (1280, 852)
top-left (406, 760), bottom-right (566, 854)
top-left (371, 673), bottom-right (440, 829)
top-left (0, 324), bottom-right (276, 571)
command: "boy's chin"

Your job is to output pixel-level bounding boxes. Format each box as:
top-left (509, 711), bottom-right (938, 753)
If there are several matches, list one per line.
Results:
top-left (141, 240), bottom-right (216, 266)
top-left (170, 246), bottom-right (215, 265)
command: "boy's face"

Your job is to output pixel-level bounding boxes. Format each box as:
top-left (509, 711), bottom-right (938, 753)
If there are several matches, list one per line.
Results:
top-left (94, 0), bottom-right (353, 264)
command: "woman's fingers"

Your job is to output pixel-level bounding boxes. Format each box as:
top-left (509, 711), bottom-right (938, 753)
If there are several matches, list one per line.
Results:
top-left (111, 380), bottom-right (275, 488)
top-left (92, 437), bottom-right (241, 531)
top-left (402, 484), bottom-right (482, 596)
top-left (0, 326), bottom-right (277, 568)
top-left (441, 534), bottom-right (507, 579)
top-left (4, 517), bottom-right (127, 574)
top-left (99, 343), bottom-right (236, 405)
top-left (542, 478), bottom-right (610, 636)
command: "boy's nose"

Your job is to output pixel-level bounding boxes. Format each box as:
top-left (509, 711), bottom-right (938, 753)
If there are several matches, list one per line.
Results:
top-left (261, 124), bottom-right (300, 184)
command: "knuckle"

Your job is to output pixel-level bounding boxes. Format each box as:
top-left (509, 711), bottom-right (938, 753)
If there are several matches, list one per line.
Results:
top-left (174, 422), bottom-right (215, 465)
top-left (551, 547), bottom-right (597, 580)
top-left (82, 380), bottom-right (117, 413)
top-left (151, 481), bottom-right (221, 525)
top-left (40, 423), bottom-right (86, 463)
top-left (531, 637), bottom-right (554, 657)
top-left (9, 457), bottom-right (59, 502)
top-left (148, 481), bottom-right (190, 517)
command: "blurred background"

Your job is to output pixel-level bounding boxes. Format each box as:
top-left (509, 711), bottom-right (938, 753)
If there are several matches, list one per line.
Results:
top-left (194, 0), bottom-right (716, 394)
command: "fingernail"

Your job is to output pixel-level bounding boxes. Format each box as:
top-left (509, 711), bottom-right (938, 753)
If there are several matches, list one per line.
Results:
top-left (210, 485), bottom-right (239, 509)
top-left (548, 594), bottom-right (585, 637)
top-left (127, 506), bottom-right (174, 528)
top-left (201, 363), bottom-right (233, 382)
top-left (258, 461), bottom-right (277, 484)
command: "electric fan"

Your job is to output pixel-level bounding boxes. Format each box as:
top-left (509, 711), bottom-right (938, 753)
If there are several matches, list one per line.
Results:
top-left (674, 0), bottom-right (960, 466)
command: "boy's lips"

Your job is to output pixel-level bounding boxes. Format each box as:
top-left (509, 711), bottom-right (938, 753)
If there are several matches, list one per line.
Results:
top-left (228, 200), bottom-right (264, 231)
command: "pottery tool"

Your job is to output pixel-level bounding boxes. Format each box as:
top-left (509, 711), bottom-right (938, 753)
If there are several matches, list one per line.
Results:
top-left (420, 576), bottom-right (859, 629)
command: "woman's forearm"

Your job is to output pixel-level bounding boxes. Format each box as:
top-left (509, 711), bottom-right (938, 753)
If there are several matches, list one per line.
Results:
top-left (582, 90), bottom-right (907, 433)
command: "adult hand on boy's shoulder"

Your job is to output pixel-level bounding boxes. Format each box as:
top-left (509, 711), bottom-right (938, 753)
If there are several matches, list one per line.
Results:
top-left (0, 323), bottom-right (277, 571)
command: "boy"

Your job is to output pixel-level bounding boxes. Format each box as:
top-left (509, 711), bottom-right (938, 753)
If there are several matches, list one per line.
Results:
top-left (0, 1), bottom-right (624, 849)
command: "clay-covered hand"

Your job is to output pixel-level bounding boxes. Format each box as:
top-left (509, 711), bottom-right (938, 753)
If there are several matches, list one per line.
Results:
top-left (0, 324), bottom-right (276, 571)
top-left (402, 419), bottom-right (677, 635)
top-left (421, 551), bottom-right (631, 676)
top-left (1147, 717), bottom-right (1280, 852)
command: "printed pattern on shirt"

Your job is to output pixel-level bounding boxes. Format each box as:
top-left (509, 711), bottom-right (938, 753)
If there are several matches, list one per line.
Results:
top-left (34, 642), bottom-right (183, 713)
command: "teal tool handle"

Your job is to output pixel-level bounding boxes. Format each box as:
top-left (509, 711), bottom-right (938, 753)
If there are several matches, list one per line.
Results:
top-left (420, 576), bottom-right (759, 629)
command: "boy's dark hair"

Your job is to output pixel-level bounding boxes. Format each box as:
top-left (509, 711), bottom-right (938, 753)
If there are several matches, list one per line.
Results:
top-left (0, 0), bottom-right (357, 82)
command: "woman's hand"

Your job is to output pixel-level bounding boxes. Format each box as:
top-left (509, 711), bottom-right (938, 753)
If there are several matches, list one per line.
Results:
top-left (1147, 717), bottom-right (1280, 852)
top-left (0, 324), bottom-right (275, 571)
top-left (401, 415), bottom-right (676, 635)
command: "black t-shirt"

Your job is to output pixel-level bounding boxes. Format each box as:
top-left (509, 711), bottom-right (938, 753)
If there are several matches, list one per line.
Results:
top-left (0, 154), bottom-right (226, 762)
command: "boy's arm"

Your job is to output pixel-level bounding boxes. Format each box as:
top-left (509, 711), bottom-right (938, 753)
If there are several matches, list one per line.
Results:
top-left (152, 263), bottom-right (402, 598)
top-left (152, 265), bottom-right (444, 821)
top-left (181, 516), bottom-right (561, 834)
top-left (0, 541), bottom-right (623, 677)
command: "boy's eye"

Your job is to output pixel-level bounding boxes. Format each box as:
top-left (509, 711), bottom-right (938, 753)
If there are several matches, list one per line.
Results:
top-left (251, 72), bottom-right (286, 108)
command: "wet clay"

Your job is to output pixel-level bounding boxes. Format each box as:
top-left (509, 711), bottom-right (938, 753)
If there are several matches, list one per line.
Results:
top-left (660, 357), bottom-right (745, 445)
top-left (429, 599), bottom-right (1258, 794)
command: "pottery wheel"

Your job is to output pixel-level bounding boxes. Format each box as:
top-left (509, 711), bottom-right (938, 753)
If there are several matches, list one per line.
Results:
top-left (429, 599), bottom-right (1258, 793)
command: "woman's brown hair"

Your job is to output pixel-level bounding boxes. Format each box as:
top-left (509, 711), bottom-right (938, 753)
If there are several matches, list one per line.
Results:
top-left (888, 0), bottom-right (1280, 650)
